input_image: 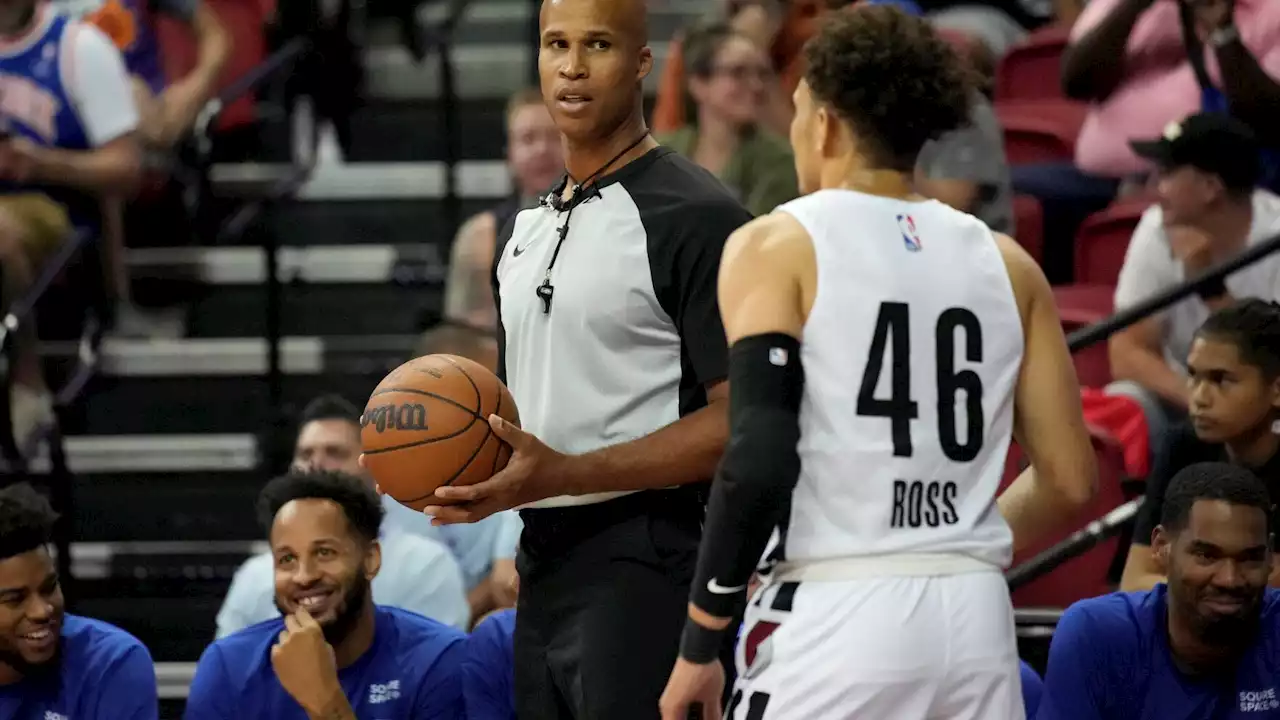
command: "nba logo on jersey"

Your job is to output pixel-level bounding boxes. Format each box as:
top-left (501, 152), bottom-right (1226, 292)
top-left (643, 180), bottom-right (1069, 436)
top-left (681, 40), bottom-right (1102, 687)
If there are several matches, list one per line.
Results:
top-left (896, 214), bottom-right (923, 252)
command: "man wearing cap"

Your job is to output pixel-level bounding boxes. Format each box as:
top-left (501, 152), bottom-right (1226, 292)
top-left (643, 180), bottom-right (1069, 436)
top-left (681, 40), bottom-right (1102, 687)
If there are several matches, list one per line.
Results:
top-left (1107, 112), bottom-right (1280, 447)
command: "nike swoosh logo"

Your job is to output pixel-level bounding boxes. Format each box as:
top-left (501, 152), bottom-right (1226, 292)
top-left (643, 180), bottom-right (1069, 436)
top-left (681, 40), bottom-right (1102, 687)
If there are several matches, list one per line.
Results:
top-left (706, 578), bottom-right (747, 595)
top-left (512, 243), bottom-right (528, 257)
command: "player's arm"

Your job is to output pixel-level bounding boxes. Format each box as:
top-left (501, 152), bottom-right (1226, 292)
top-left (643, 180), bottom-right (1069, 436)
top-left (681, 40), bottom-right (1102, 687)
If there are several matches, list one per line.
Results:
top-left (995, 234), bottom-right (1098, 553)
top-left (93, 642), bottom-right (159, 720)
top-left (27, 24), bottom-right (141, 195)
top-left (680, 212), bottom-right (811, 650)
top-left (153, 0), bottom-right (232, 146)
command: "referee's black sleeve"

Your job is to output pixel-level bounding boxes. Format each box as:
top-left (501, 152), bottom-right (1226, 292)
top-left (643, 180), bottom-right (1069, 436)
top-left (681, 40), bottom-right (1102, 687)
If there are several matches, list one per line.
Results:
top-left (648, 197), bottom-right (753, 386)
top-left (491, 211), bottom-right (519, 384)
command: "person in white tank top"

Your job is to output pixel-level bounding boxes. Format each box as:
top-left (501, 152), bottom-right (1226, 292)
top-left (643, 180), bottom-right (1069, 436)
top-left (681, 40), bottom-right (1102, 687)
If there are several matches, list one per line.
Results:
top-left (660, 6), bottom-right (1099, 720)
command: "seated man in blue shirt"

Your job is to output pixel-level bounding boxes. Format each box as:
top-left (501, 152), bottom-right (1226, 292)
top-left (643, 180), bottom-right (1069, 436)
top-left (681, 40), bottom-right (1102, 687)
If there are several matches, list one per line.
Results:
top-left (185, 469), bottom-right (467, 719)
top-left (217, 396), bottom-right (471, 635)
top-left (0, 483), bottom-right (156, 719)
top-left (1038, 461), bottom-right (1280, 719)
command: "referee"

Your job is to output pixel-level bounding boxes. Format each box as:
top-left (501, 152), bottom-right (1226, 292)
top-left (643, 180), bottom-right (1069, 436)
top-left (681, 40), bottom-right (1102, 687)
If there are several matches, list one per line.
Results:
top-left (425, 0), bottom-right (753, 717)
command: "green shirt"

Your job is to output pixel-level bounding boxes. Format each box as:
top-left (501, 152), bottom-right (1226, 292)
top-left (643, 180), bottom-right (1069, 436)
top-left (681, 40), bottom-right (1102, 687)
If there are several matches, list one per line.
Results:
top-left (658, 126), bottom-right (799, 217)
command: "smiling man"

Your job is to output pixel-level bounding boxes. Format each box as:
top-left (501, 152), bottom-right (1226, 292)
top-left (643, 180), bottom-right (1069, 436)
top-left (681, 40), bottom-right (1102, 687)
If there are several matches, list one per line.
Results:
top-left (0, 483), bottom-right (157, 719)
top-left (1038, 462), bottom-right (1280, 720)
top-left (184, 470), bottom-right (467, 720)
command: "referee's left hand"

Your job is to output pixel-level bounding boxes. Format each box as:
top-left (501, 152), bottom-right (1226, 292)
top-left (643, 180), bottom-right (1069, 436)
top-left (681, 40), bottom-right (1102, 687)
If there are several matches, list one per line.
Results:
top-left (659, 657), bottom-right (724, 720)
top-left (424, 414), bottom-right (568, 524)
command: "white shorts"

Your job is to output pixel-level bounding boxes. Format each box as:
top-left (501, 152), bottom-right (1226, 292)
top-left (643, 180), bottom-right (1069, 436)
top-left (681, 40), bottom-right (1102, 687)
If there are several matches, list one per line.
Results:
top-left (728, 570), bottom-right (1025, 720)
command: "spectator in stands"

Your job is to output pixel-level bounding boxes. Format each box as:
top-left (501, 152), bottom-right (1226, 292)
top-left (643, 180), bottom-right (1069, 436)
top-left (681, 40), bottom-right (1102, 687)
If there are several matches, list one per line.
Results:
top-left (49, 0), bottom-right (231, 338)
top-left (0, 0), bottom-right (141, 454)
top-left (417, 88), bottom-right (562, 371)
top-left (652, 0), bottom-right (828, 137)
top-left (914, 0), bottom-right (1084, 58)
top-left (186, 470), bottom-right (467, 719)
top-left (1108, 113), bottom-right (1280, 448)
top-left (1121, 299), bottom-right (1280, 592)
top-left (217, 397), bottom-right (471, 634)
top-left (1037, 462), bottom-right (1279, 719)
top-left (293, 395), bottom-right (521, 619)
top-left (462, 607), bottom-right (515, 720)
top-left (1062, 0), bottom-right (1280, 191)
top-left (657, 22), bottom-right (797, 216)
top-left (0, 484), bottom-right (157, 719)
top-left (914, 28), bottom-right (1014, 234)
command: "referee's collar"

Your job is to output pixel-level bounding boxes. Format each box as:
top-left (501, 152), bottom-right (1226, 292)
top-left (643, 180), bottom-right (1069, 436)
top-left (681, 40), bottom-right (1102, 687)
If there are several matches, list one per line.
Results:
top-left (553, 145), bottom-right (673, 198)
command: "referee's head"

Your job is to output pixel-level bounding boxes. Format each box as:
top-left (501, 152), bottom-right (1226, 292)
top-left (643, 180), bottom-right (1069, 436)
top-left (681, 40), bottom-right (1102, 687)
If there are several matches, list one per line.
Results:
top-left (792, 4), bottom-right (972, 192)
top-left (538, 0), bottom-right (653, 143)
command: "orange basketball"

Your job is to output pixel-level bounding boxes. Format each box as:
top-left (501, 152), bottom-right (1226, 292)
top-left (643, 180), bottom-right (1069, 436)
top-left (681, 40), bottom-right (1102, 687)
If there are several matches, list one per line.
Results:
top-left (361, 354), bottom-right (520, 510)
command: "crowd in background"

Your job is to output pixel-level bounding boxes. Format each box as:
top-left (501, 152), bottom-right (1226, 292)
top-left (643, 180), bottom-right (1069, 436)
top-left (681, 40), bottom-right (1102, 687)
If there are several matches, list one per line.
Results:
top-left (0, 0), bottom-right (1277, 716)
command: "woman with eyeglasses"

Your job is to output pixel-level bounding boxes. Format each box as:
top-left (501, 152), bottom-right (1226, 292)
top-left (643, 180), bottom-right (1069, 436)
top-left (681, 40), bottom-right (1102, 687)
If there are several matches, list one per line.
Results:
top-left (657, 22), bottom-right (799, 217)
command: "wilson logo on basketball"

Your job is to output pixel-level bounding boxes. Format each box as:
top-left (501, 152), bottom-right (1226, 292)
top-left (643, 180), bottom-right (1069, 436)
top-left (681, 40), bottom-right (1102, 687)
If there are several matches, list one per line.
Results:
top-left (362, 403), bottom-right (429, 433)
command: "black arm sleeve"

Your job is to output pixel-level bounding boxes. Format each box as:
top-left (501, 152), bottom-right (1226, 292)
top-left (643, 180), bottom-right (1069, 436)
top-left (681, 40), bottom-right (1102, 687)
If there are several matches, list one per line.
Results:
top-left (688, 333), bottom-right (804, 622)
top-left (649, 198), bottom-right (753, 387)
top-left (491, 213), bottom-right (518, 384)
top-left (1132, 423), bottom-right (1205, 546)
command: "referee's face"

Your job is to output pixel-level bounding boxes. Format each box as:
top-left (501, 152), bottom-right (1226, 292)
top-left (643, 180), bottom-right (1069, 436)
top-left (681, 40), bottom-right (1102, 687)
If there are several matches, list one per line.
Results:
top-left (539, 0), bottom-right (653, 141)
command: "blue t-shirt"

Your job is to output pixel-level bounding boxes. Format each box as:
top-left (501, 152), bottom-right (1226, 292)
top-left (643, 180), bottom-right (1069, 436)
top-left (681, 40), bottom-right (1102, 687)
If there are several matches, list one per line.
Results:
top-left (1038, 585), bottom-right (1280, 719)
top-left (185, 605), bottom-right (467, 720)
top-left (462, 609), bottom-right (515, 720)
top-left (0, 614), bottom-right (157, 719)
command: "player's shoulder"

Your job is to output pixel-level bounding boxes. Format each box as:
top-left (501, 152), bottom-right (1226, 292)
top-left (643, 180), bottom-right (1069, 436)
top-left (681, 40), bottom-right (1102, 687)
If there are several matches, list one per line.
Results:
top-left (61, 613), bottom-right (150, 662)
top-left (470, 608), bottom-right (516, 644)
top-left (722, 211), bottom-right (812, 268)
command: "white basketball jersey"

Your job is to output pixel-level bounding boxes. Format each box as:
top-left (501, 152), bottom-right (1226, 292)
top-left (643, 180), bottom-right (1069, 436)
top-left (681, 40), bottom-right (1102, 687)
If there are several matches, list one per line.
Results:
top-left (776, 190), bottom-right (1023, 571)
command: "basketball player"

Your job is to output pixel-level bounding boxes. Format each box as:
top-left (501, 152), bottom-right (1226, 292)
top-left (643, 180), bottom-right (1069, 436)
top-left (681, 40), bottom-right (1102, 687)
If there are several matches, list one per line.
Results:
top-left (420, 0), bottom-right (752, 716)
top-left (659, 6), bottom-right (1098, 719)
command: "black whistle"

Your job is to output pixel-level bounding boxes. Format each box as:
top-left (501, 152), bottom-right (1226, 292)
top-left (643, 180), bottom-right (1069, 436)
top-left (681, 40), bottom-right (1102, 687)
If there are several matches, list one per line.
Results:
top-left (536, 281), bottom-right (555, 314)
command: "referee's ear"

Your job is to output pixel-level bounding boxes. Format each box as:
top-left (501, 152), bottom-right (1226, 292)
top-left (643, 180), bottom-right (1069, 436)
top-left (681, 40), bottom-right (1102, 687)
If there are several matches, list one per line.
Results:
top-left (637, 45), bottom-right (654, 81)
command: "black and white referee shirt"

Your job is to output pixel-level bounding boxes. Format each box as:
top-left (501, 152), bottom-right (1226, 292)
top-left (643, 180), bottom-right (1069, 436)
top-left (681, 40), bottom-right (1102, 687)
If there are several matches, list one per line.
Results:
top-left (493, 146), bottom-right (753, 508)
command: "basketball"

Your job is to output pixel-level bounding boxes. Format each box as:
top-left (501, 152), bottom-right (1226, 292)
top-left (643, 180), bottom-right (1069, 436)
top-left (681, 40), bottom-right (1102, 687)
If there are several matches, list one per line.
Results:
top-left (361, 354), bottom-right (520, 510)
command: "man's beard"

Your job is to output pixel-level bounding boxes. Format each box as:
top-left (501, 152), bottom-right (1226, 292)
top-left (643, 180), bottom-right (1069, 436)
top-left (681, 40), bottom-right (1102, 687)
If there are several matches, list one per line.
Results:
top-left (0, 640), bottom-right (60, 681)
top-left (276, 575), bottom-right (370, 646)
top-left (1194, 605), bottom-right (1262, 646)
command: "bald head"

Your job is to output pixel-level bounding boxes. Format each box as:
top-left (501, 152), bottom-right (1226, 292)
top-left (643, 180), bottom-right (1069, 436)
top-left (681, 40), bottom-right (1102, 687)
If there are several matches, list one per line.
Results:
top-left (541, 0), bottom-right (649, 47)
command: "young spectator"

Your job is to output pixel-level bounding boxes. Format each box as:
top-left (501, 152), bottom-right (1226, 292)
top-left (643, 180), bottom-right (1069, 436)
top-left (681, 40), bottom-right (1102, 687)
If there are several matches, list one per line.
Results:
top-left (49, 0), bottom-right (232, 337)
top-left (1108, 113), bottom-right (1280, 446)
top-left (1038, 462), bottom-right (1279, 719)
top-left (656, 22), bottom-right (798, 217)
top-left (186, 470), bottom-right (468, 719)
top-left (0, 0), bottom-right (141, 452)
top-left (652, 0), bottom-right (825, 136)
top-left (0, 484), bottom-right (157, 719)
top-left (1120, 299), bottom-right (1280, 591)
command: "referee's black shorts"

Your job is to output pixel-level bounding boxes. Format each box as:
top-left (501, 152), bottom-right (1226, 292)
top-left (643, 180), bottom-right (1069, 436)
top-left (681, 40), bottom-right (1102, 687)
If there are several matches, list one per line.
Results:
top-left (514, 488), bottom-right (737, 720)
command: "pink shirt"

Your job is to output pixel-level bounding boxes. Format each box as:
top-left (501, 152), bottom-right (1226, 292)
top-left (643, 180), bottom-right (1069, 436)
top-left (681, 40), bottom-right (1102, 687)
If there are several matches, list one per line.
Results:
top-left (1071, 0), bottom-right (1280, 177)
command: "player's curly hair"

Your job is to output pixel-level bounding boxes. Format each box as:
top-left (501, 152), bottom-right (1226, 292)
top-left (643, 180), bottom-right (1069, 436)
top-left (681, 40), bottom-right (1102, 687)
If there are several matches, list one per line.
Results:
top-left (1196, 299), bottom-right (1280, 379)
top-left (802, 4), bottom-right (973, 171)
top-left (1160, 462), bottom-right (1271, 535)
top-left (0, 483), bottom-right (58, 561)
top-left (257, 469), bottom-right (385, 545)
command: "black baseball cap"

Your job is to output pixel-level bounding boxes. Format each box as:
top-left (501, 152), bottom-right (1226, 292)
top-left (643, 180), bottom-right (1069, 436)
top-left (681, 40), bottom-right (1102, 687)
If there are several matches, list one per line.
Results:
top-left (1130, 112), bottom-right (1261, 191)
